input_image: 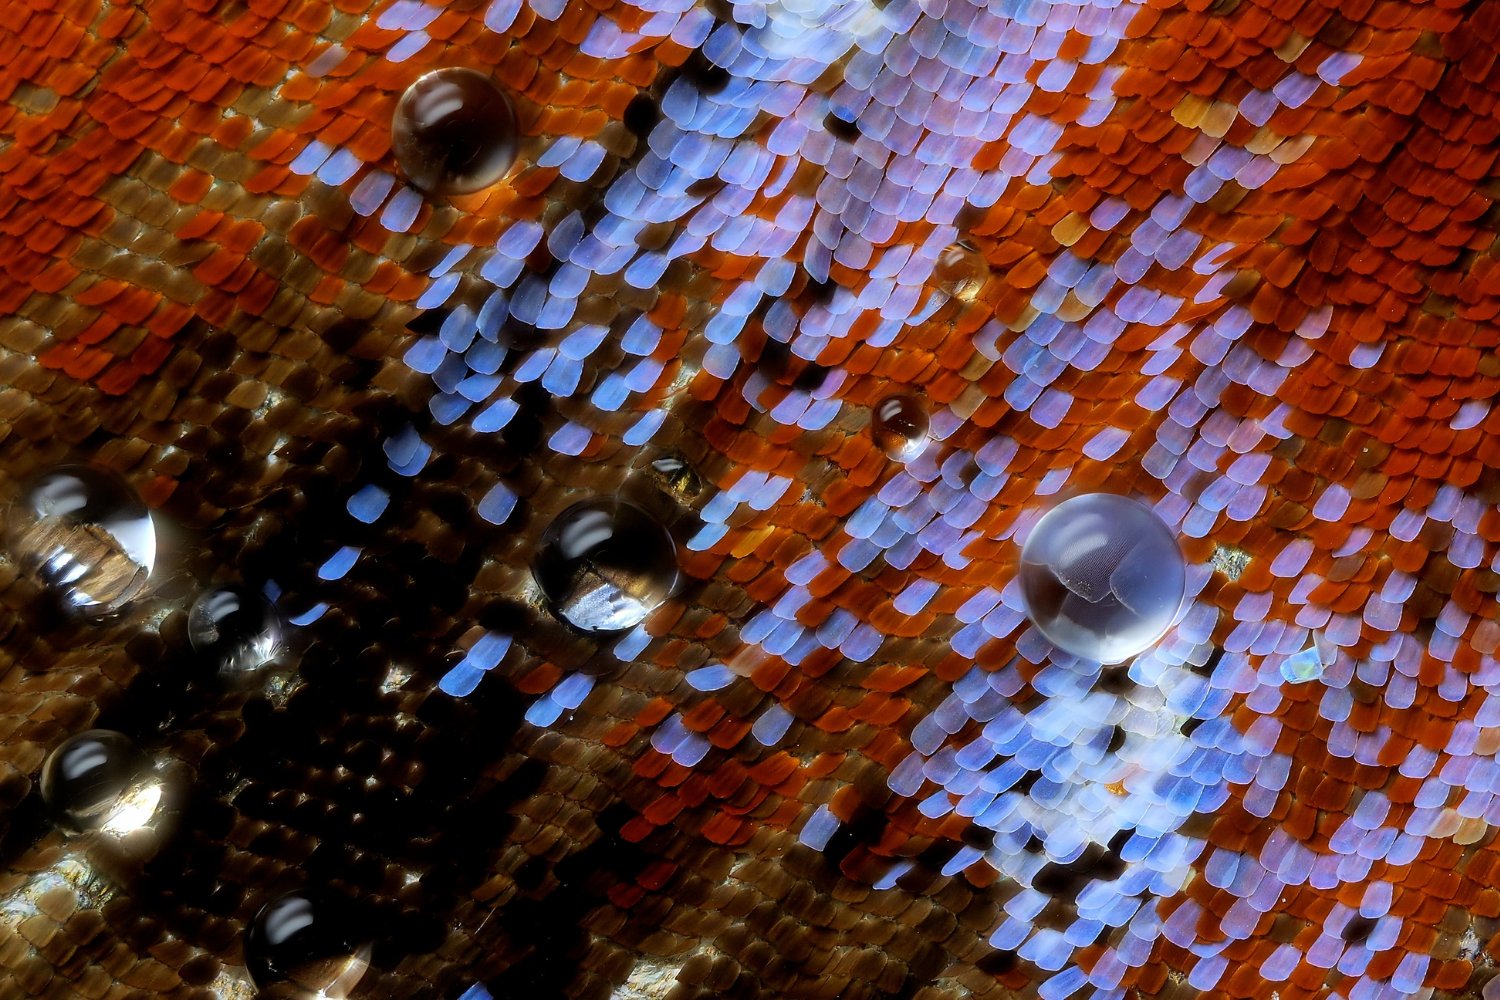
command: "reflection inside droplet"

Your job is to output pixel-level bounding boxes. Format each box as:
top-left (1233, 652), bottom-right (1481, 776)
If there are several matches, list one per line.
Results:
top-left (1281, 634), bottom-right (1331, 684)
top-left (392, 68), bottom-right (518, 196)
top-left (1018, 494), bottom-right (1186, 663)
top-left (532, 499), bottom-right (680, 634)
top-left (245, 890), bottom-right (372, 1000)
top-left (189, 584), bottom-right (284, 678)
top-left (8, 465), bottom-right (155, 612)
top-left (649, 454), bottom-right (702, 499)
top-left (935, 240), bottom-right (988, 301)
top-left (871, 394), bottom-right (929, 460)
top-left (41, 730), bottom-right (158, 836)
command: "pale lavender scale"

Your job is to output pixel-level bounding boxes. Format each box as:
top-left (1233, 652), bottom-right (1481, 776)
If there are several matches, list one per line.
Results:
top-left (580, 19), bottom-right (638, 58)
top-left (388, 30), bottom-right (435, 63)
top-left (916, 516), bottom-right (964, 558)
top-left (1312, 49), bottom-right (1363, 85)
top-left (542, 357), bottom-right (584, 396)
top-left (457, 374), bottom-right (500, 403)
top-left (403, 336), bottom-right (446, 375)
top-left (1436, 600), bottom-right (1471, 640)
top-left (943, 493), bottom-right (986, 530)
top-left (1056, 323), bottom-right (1103, 362)
top-left (1270, 69), bottom-right (1320, 109)
top-left (1181, 164), bottom-right (1223, 204)
top-left (1230, 155), bottom-right (1277, 191)
top-left (750, 704), bottom-right (798, 749)
top-left (547, 421), bottom-right (592, 456)
top-left (474, 264), bottom-right (516, 306)
top-left (1153, 230), bottom-right (1200, 271)
top-left (511, 349), bottom-right (551, 385)
top-left (349, 170), bottom-right (395, 217)
top-left (761, 619), bottom-right (802, 657)
top-left (1029, 389), bottom-right (1072, 429)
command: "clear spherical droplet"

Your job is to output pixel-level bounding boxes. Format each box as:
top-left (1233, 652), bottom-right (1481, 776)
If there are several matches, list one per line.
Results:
top-left (41, 730), bottom-right (156, 835)
top-left (1018, 494), bottom-right (1185, 663)
top-left (871, 394), bottom-right (929, 460)
top-left (9, 465), bottom-right (156, 612)
top-left (245, 890), bottom-right (371, 1000)
top-left (936, 240), bottom-right (988, 301)
top-left (649, 454), bottom-right (702, 500)
top-left (533, 499), bottom-right (679, 634)
top-left (189, 584), bottom-right (284, 677)
top-left (392, 68), bottom-right (518, 196)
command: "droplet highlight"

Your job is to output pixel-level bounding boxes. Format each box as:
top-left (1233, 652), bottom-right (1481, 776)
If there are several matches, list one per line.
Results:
top-left (935, 241), bottom-right (988, 301)
top-left (1018, 493), bottom-right (1186, 663)
top-left (245, 890), bottom-right (372, 1000)
top-left (533, 499), bottom-right (680, 634)
top-left (392, 68), bottom-right (518, 196)
top-left (8, 465), bottom-right (156, 612)
top-left (189, 584), bottom-right (284, 678)
top-left (41, 730), bottom-right (158, 836)
top-left (871, 394), bottom-right (929, 460)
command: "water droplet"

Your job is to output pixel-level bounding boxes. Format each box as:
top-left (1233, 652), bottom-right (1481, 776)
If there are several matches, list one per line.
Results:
top-left (1019, 494), bottom-right (1185, 663)
top-left (189, 585), bottom-right (284, 678)
top-left (649, 455), bottom-right (702, 499)
top-left (1280, 633), bottom-right (1331, 684)
top-left (392, 68), bottom-right (518, 196)
top-left (533, 499), bottom-right (679, 634)
top-left (8, 465), bottom-right (156, 612)
top-left (245, 890), bottom-right (372, 1000)
top-left (623, 93), bottom-right (659, 136)
top-left (41, 730), bottom-right (156, 835)
top-left (823, 111), bottom-right (860, 140)
top-left (936, 241), bottom-right (988, 301)
top-left (871, 394), bottom-right (929, 460)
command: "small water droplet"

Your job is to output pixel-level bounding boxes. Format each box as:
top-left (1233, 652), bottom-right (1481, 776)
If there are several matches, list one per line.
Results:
top-left (533, 499), bottom-right (679, 634)
top-left (189, 585), bottom-right (284, 678)
top-left (8, 465), bottom-right (155, 612)
top-left (1019, 494), bottom-right (1185, 663)
top-left (1280, 634), bottom-right (1331, 684)
top-left (936, 241), bottom-right (988, 301)
top-left (245, 890), bottom-right (372, 1000)
top-left (41, 730), bottom-right (154, 835)
top-left (871, 394), bottom-right (929, 460)
top-left (392, 68), bottom-right (518, 196)
top-left (649, 455), bottom-right (702, 499)
top-left (623, 93), bottom-right (659, 136)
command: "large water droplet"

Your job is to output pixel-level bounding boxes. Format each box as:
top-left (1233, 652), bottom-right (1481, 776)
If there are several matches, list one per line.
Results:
top-left (392, 68), bottom-right (518, 196)
top-left (245, 890), bottom-right (372, 1000)
top-left (533, 499), bottom-right (679, 634)
top-left (41, 730), bottom-right (157, 835)
top-left (189, 584), bottom-right (284, 678)
top-left (936, 241), bottom-right (988, 301)
top-left (1018, 494), bottom-right (1185, 663)
top-left (8, 465), bottom-right (156, 612)
top-left (871, 394), bottom-right (929, 460)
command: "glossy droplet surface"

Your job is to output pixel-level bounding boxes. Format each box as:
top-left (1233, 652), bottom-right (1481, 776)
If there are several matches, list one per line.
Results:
top-left (245, 890), bottom-right (371, 1000)
top-left (650, 455), bottom-right (702, 499)
top-left (41, 730), bottom-right (154, 835)
top-left (533, 499), bottom-right (679, 634)
top-left (392, 68), bottom-right (518, 196)
top-left (871, 394), bottom-right (929, 460)
top-left (935, 241), bottom-right (988, 301)
top-left (9, 465), bottom-right (155, 612)
top-left (1018, 494), bottom-right (1185, 663)
top-left (189, 585), bottom-right (284, 677)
